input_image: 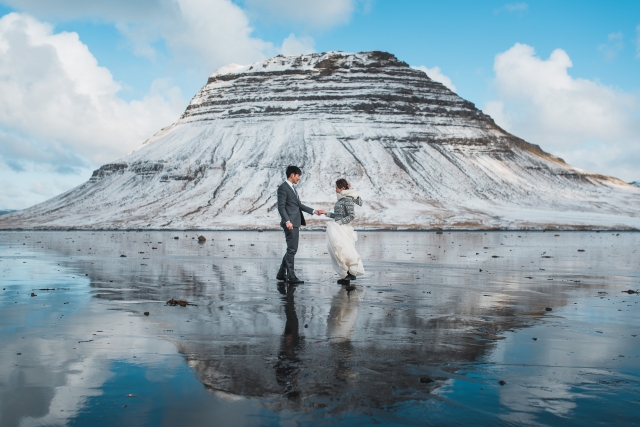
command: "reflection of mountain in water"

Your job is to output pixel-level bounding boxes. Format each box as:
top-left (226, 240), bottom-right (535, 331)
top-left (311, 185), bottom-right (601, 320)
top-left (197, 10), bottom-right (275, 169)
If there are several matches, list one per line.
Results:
top-left (20, 230), bottom-right (626, 413)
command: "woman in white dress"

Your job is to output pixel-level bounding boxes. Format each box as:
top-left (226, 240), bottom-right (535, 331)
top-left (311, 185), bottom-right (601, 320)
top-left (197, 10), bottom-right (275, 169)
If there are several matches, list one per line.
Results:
top-left (325, 179), bottom-right (365, 284)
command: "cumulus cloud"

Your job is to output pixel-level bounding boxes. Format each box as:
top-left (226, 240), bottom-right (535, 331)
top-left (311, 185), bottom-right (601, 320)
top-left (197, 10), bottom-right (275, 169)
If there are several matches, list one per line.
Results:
top-left (483, 43), bottom-right (640, 181)
top-left (0, 13), bottom-right (185, 164)
top-left (598, 31), bottom-right (623, 61)
top-left (0, 13), bottom-right (186, 208)
top-left (411, 65), bottom-right (457, 92)
top-left (280, 33), bottom-right (315, 55)
top-left (0, 2), bottom-right (331, 209)
top-left (156, 0), bottom-right (275, 69)
top-left (0, 0), bottom-right (330, 76)
top-left (1, 0), bottom-right (279, 72)
top-left (244, 0), bottom-right (355, 28)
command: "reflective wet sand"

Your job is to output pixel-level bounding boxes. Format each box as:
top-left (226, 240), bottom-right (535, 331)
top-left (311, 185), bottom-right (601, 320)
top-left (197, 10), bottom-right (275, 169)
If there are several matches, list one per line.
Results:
top-left (1, 231), bottom-right (639, 426)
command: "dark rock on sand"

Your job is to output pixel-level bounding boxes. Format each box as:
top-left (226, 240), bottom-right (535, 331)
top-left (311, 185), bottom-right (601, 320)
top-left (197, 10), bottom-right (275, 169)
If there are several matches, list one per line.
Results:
top-left (167, 298), bottom-right (196, 307)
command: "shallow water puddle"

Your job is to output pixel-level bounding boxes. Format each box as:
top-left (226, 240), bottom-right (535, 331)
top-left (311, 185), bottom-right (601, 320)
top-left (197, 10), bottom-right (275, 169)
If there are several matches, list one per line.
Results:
top-left (0, 231), bottom-right (638, 426)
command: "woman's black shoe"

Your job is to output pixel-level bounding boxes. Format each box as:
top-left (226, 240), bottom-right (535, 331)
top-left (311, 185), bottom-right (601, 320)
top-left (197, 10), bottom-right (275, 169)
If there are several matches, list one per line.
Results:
top-left (337, 278), bottom-right (351, 285)
top-left (346, 273), bottom-right (357, 280)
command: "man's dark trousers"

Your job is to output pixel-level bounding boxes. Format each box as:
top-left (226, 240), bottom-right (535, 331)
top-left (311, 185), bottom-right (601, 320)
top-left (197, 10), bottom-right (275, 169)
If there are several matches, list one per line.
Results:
top-left (276, 181), bottom-right (314, 280)
top-left (278, 225), bottom-right (299, 278)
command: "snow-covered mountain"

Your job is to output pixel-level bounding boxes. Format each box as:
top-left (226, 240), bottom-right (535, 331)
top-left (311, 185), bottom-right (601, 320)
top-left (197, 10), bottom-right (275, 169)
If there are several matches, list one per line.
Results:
top-left (630, 181), bottom-right (640, 188)
top-left (2, 51), bottom-right (639, 230)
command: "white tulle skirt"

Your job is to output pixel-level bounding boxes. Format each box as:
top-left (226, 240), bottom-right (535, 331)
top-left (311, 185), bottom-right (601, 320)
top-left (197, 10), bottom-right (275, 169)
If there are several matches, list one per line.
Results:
top-left (326, 222), bottom-right (365, 279)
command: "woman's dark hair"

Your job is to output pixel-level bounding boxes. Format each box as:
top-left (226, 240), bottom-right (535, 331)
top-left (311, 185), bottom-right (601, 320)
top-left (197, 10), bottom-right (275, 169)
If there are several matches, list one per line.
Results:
top-left (335, 178), bottom-right (349, 190)
top-left (286, 165), bottom-right (302, 178)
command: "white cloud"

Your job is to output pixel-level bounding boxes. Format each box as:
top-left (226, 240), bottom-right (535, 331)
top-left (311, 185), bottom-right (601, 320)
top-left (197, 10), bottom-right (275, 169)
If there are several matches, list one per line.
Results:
top-left (0, 0), bottom-right (336, 75)
top-left (483, 43), bottom-right (640, 182)
top-left (280, 33), bottom-right (315, 56)
top-left (0, 13), bottom-right (186, 208)
top-left (411, 65), bottom-right (457, 92)
top-left (0, 2), bottom-right (328, 210)
top-left (244, 0), bottom-right (355, 28)
top-left (0, 13), bottom-right (186, 164)
top-left (598, 31), bottom-right (623, 61)
top-left (157, 0), bottom-right (275, 69)
top-left (1, 0), bottom-right (280, 72)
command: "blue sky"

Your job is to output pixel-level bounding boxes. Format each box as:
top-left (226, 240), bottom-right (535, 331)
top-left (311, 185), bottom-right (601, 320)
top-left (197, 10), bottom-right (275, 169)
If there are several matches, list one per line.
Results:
top-left (1, 0), bottom-right (639, 209)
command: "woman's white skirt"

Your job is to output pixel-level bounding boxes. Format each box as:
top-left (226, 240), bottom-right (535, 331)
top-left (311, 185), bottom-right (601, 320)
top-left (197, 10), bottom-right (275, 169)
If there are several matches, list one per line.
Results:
top-left (326, 222), bottom-right (365, 279)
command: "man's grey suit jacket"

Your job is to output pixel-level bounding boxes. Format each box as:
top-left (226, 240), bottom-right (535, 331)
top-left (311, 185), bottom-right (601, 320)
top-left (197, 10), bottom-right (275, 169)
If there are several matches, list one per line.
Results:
top-left (277, 182), bottom-right (314, 227)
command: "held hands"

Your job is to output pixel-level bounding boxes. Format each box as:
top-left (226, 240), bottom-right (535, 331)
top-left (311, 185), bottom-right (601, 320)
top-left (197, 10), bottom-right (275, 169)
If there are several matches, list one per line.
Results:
top-left (287, 210), bottom-right (326, 229)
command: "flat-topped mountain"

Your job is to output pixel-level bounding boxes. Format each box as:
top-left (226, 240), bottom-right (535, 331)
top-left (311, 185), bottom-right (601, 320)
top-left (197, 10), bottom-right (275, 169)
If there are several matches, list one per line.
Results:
top-left (2, 51), bottom-right (639, 230)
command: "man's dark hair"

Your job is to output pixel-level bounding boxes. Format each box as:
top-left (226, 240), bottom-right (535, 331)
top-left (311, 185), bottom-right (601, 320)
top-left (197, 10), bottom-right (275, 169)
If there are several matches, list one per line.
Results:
top-left (286, 165), bottom-right (302, 178)
top-left (335, 178), bottom-right (349, 190)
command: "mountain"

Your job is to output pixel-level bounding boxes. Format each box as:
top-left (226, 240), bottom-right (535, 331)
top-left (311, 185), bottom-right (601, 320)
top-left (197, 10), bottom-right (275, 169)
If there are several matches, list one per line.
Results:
top-left (2, 51), bottom-right (639, 230)
top-left (0, 210), bottom-right (16, 216)
top-left (630, 181), bottom-right (640, 188)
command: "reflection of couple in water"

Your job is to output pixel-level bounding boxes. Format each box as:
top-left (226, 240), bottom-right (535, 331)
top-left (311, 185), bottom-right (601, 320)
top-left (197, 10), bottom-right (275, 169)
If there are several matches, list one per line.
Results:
top-left (276, 165), bottom-right (365, 285)
top-left (275, 281), bottom-right (364, 398)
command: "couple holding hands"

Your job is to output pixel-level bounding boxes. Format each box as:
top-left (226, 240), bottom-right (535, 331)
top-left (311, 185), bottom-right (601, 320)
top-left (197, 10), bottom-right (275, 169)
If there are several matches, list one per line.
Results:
top-left (276, 165), bottom-right (365, 285)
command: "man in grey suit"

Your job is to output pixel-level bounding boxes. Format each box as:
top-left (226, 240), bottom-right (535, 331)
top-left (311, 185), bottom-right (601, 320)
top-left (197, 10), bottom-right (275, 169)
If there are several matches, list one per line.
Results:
top-left (277, 166), bottom-right (326, 284)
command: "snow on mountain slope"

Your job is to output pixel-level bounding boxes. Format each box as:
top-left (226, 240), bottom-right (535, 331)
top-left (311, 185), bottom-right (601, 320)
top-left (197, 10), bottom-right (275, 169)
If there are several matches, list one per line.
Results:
top-left (2, 51), bottom-right (639, 230)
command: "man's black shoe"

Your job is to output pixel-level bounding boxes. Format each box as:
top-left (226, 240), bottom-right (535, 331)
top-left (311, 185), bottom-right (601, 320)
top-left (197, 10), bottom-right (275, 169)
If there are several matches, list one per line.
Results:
top-left (287, 277), bottom-right (304, 284)
top-left (337, 278), bottom-right (350, 285)
top-left (346, 273), bottom-right (357, 280)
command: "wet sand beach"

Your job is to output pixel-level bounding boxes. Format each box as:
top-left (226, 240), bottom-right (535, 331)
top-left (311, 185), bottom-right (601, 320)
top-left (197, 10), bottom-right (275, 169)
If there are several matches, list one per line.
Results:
top-left (1, 231), bottom-right (639, 426)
